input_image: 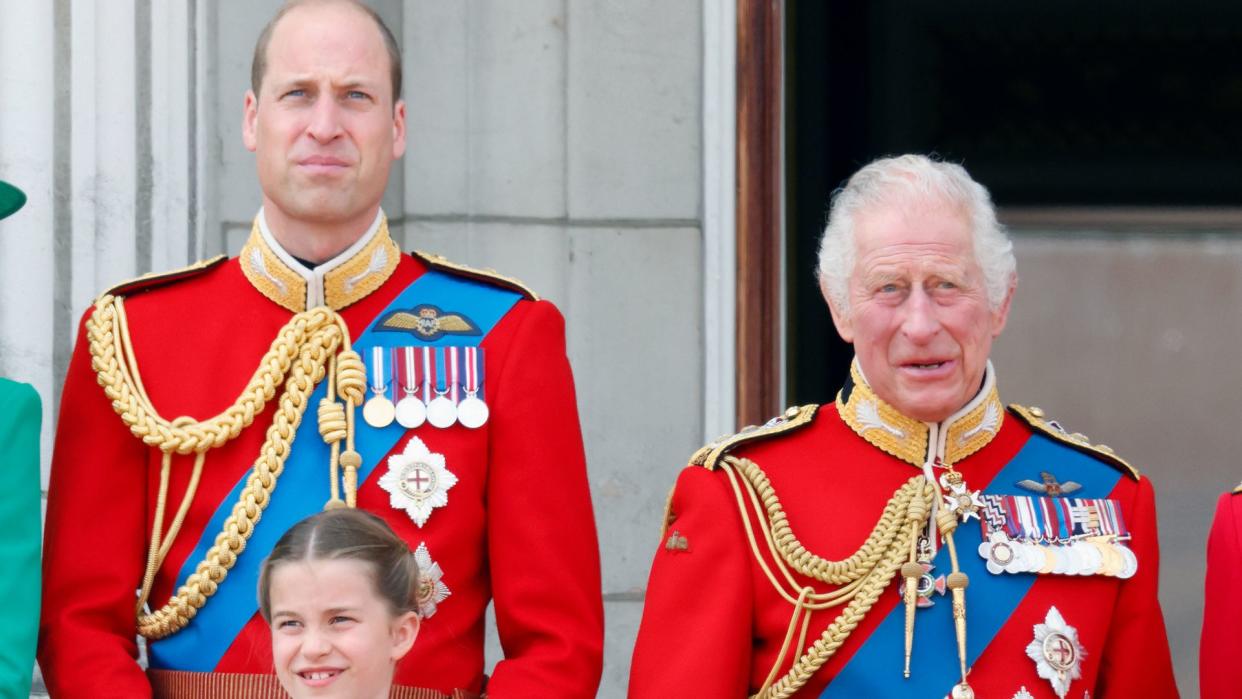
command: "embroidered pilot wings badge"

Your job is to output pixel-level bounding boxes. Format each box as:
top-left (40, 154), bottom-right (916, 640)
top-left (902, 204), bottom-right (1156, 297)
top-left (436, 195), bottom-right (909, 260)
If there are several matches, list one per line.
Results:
top-left (1017, 471), bottom-right (1083, 497)
top-left (378, 436), bottom-right (458, 527)
top-left (376, 304), bottom-right (481, 341)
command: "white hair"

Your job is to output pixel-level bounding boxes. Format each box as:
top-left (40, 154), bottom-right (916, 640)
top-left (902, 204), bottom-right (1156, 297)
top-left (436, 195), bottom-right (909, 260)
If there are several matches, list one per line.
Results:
top-left (816, 154), bottom-right (1016, 314)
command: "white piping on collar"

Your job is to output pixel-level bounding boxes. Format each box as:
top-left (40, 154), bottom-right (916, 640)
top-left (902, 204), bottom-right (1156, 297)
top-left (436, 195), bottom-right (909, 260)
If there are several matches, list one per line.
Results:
top-left (257, 207), bottom-right (385, 309)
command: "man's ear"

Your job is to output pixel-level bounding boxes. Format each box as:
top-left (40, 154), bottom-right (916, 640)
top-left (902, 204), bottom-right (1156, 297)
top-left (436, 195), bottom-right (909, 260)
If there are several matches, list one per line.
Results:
top-left (391, 99), bottom-right (407, 159)
top-left (823, 278), bottom-right (854, 343)
top-left (990, 273), bottom-right (1018, 338)
top-left (242, 89), bottom-right (259, 153)
top-left (390, 611), bottom-right (419, 661)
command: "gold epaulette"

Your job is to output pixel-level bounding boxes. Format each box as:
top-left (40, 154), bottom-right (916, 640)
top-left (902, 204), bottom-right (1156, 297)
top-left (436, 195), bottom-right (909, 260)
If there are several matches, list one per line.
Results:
top-left (690, 404), bottom-right (819, 471)
top-left (411, 250), bottom-right (538, 301)
top-left (101, 255), bottom-right (228, 300)
top-left (1232, 481), bottom-right (1242, 495)
top-left (1008, 404), bottom-right (1139, 480)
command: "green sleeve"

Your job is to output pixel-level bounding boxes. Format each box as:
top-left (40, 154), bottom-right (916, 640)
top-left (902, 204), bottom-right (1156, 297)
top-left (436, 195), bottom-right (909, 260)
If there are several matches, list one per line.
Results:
top-left (0, 379), bottom-right (41, 699)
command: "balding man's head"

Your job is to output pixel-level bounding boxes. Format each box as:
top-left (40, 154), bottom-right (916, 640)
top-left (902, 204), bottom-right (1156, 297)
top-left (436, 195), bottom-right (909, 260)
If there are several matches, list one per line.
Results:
top-left (251, 0), bottom-right (402, 104)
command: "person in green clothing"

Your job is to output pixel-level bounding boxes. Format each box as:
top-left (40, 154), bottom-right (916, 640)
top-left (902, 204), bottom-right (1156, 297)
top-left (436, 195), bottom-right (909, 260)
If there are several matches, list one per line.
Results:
top-left (0, 178), bottom-right (41, 699)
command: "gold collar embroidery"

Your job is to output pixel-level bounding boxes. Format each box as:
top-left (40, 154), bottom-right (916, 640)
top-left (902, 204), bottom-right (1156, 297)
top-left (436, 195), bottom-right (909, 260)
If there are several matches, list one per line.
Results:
top-left (836, 360), bottom-right (1004, 467)
top-left (240, 210), bottom-right (401, 312)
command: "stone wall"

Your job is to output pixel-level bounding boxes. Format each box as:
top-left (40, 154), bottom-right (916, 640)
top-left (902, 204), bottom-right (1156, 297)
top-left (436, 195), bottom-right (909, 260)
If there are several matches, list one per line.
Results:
top-left (1, 1), bottom-right (1217, 696)
top-left (1, 1), bottom-right (710, 696)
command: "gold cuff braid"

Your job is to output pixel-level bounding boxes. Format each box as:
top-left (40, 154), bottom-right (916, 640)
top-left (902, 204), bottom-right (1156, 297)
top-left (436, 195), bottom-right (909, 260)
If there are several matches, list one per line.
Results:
top-left (87, 293), bottom-right (363, 640)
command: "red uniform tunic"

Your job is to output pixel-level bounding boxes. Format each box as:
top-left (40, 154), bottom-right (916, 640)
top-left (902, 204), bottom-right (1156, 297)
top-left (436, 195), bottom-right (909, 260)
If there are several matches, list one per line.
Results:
top-left (38, 218), bottom-right (603, 698)
top-left (1201, 488), bottom-right (1242, 699)
top-left (630, 365), bottom-right (1177, 699)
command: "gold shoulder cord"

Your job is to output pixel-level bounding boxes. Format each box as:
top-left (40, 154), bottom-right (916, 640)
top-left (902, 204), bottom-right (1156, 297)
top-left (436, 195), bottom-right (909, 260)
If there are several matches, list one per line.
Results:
top-left (87, 293), bottom-right (366, 640)
top-left (716, 455), bottom-right (936, 699)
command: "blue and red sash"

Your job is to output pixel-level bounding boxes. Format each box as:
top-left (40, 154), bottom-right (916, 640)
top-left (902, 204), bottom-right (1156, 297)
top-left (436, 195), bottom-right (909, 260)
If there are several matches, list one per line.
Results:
top-left (819, 434), bottom-right (1124, 697)
top-left (148, 270), bottom-right (521, 670)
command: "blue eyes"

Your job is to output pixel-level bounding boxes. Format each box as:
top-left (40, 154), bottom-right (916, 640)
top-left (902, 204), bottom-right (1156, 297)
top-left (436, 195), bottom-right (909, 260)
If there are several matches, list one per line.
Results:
top-left (874, 281), bottom-right (959, 297)
top-left (280, 90), bottom-right (371, 102)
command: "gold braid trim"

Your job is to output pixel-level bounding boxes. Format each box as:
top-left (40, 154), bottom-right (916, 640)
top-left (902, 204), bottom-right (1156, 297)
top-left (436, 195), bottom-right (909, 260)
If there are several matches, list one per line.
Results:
top-left (87, 293), bottom-right (365, 640)
top-left (715, 455), bottom-right (935, 699)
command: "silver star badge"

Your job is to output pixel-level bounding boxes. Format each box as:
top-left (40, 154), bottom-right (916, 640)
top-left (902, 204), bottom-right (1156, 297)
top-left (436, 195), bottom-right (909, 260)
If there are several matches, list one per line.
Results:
top-left (378, 436), bottom-right (458, 527)
top-left (413, 541), bottom-right (451, 618)
top-left (940, 471), bottom-right (983, 521)
top-left (1026, 606), bottom-right (1086, 699)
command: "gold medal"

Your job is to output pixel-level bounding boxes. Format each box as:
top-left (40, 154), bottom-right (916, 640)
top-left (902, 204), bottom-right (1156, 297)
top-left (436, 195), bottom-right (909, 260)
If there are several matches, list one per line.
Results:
top-left (363, 395), bottom-right (396, 428)
top-left (1037, 545), bottom-right (1058, 574)
top-left (1092, 538), bottom-right (1120, 576)
top-left (364, 346), bottom-right (396, 428)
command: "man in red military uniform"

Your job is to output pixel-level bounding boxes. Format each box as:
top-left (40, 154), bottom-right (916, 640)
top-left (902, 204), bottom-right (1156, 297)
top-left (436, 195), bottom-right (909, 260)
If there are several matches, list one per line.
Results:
top-left (1201, 484), bottom-right (1242, 699)
top-left (629, 155), bottom-right (1178, 698)
top-left (38, 2), bottom-right (603, 697)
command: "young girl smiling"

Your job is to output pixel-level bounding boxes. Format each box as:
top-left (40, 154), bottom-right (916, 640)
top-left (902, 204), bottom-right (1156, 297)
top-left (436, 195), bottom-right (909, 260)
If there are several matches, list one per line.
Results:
top-left (259, 508), bottom-right (420, 699)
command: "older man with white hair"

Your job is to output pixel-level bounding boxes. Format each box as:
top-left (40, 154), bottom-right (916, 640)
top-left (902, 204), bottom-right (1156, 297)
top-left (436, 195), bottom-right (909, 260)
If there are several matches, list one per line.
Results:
top-left (629, 155), bottom-right (1178, 699)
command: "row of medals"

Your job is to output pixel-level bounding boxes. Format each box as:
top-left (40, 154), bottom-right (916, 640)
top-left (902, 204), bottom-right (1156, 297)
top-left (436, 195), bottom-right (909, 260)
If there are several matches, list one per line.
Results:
top-left (974, 488), bottom-right (1138, 579)
top-left (981, 532), bottom-right (1137, 578)
top-left (362, 346), bottom-right (489, 430)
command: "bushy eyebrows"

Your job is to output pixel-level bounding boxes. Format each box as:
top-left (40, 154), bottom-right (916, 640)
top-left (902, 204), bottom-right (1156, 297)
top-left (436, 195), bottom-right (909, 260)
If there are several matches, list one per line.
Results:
top-left (859, 261), bottom-right (971, 286)
top-left (859, 269), bottom-right (905, 287)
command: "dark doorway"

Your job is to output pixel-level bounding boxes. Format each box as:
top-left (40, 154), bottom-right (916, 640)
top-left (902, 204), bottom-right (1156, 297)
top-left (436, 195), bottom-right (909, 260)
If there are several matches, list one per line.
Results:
top-left (785, 0), bottom-right (1242, 406)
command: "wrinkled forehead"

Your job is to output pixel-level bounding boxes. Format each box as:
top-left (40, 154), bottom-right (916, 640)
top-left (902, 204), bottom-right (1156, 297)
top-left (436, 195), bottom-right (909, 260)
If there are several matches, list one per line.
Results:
top-left (851, 195), bottom-right (975, 258)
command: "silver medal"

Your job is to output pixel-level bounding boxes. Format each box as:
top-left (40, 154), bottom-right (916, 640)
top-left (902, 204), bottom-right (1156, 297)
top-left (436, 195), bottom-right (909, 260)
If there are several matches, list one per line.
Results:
top-left (427, 394), bottom-right (457, 428)
top-left (1115, 543), bottom-right (1138, 579)
top-left (1073, 540), bottom-right (1101, 575)
top-left (458, 395), bottom-right (488, 429)
top-left (395, 347), bottom-right (426, 428)
top-left (457, 347), bottom-right (488, 429)
top-left (1051, 545), bottom-right (1073, 575)
top-left (395, 396), bottom-right (427, 428)
top-left (425, 347), bottom-right (458, 428)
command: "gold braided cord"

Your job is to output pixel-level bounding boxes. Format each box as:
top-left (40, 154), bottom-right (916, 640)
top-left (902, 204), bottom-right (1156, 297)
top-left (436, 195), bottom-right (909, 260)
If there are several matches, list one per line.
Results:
top-left (714, 456), bottom-right (936, 699)
top-left (136, 444), bottom-right (206, 614)
top-left (87, 294), bottom-right (365, 640)
top-left (721, 463), bottom-right (869, 610)
top-left (727, 456), bottom-right (929, 589)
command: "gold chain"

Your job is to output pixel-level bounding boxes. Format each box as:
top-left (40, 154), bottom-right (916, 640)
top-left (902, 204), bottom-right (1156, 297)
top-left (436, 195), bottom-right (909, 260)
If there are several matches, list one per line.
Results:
top-left (87, 294), bottom-right (365, 639)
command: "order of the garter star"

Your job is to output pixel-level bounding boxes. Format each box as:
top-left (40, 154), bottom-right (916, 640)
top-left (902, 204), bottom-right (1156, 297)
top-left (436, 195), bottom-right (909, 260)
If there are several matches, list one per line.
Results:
top-left (379, 436), bottom-right (458, 527)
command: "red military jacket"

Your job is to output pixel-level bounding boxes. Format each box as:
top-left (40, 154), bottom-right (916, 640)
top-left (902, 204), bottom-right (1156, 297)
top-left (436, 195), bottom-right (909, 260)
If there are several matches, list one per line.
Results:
top-left (630, 363), bottom-right (1177, 699)
top-left (39, 214), bottom-right (603, 698)
top-left (1201, 486), bottom-right (1242, 699)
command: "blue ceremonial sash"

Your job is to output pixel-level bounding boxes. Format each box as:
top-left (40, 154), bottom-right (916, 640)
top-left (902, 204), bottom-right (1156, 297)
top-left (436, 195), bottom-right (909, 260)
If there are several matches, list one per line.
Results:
top-left (818, 434), bottom-right (1124, 698)
top-left (149, 270), bottom-right (521, 670)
